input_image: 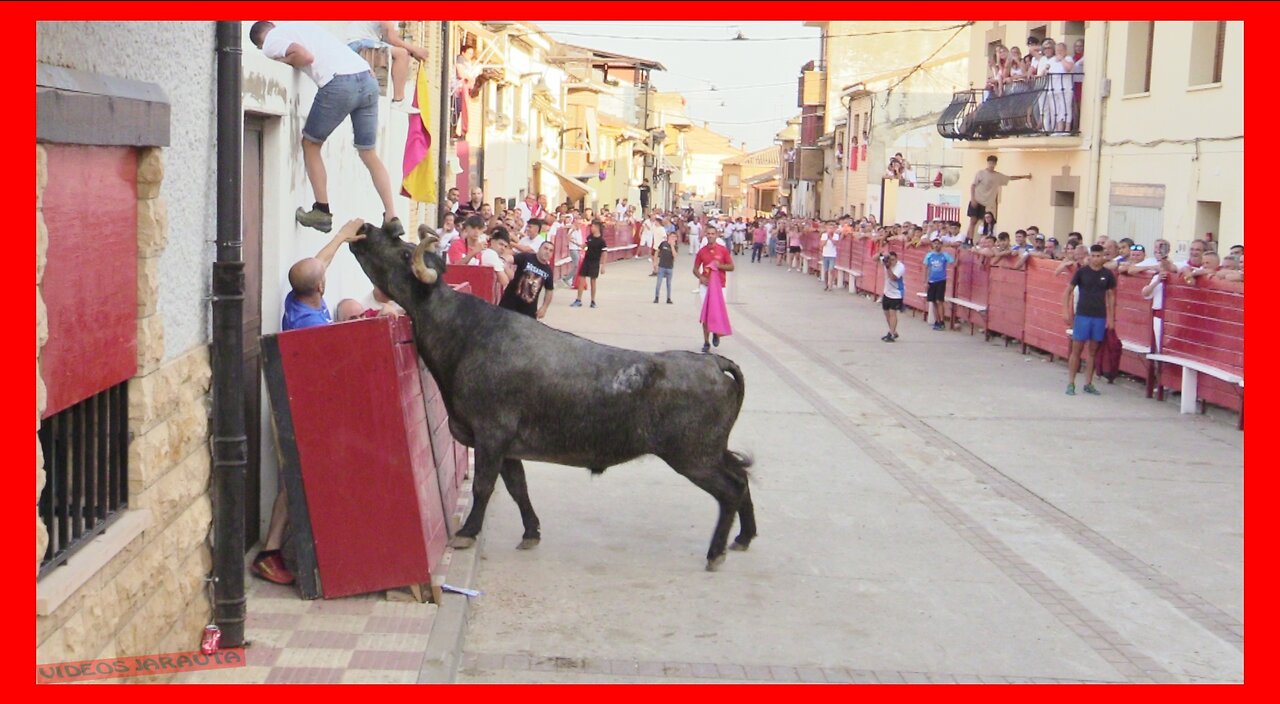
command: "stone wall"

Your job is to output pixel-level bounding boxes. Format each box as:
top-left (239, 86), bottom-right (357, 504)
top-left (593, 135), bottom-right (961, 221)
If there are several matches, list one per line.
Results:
top-left (37, 146), bottom-right (214, 674)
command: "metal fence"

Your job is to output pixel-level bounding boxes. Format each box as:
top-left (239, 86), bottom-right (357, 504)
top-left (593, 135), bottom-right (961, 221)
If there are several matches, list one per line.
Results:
top-left (938, 74), bottom-right (1079, 141)
top-left (38, 381), bottom-right (130, 577)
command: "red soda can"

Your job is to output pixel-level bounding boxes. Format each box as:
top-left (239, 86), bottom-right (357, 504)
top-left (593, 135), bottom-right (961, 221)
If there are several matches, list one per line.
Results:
top-left (201, 624), bottom-right (222, 655)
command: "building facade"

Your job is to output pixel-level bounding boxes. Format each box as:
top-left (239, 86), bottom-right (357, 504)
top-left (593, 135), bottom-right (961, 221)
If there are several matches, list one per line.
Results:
top-left (941, 21), bottom-right (1242, 251)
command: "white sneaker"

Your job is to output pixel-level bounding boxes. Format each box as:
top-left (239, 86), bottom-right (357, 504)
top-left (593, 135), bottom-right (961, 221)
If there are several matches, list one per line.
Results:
top-left (392, 100), bottom-right (421, 115)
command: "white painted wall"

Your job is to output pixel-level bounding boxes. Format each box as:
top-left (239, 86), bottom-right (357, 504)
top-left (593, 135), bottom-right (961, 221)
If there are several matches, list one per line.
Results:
top-left (37, 21), bottom-right (218, 362)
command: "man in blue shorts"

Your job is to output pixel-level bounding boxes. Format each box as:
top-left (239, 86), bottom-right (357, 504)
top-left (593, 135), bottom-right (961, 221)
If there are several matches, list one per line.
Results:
top-left (1063, 244), bottom-right (1116, 396)
top-left (923, 237), bottom-right (955, 330)
top-left (251, 21), bottom-right (404, 239)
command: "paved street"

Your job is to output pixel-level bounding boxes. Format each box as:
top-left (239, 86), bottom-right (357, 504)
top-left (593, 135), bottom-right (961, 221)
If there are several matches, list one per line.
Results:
top-left (452, 251), bottom-right (1243, 684)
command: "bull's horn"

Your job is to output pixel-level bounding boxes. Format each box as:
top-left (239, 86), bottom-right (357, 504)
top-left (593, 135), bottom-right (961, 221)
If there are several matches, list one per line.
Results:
top-left (412, 236), bottom-right (440, 284)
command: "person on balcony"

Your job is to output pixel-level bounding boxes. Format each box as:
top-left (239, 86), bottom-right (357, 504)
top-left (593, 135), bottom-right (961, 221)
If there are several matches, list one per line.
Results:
top-left (1038, 42), bottom-right (1075, 135)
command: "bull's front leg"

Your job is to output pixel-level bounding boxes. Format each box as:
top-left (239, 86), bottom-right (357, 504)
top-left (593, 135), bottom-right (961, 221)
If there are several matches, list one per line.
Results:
top-left (499, 458), bottom-right (541, 550)
top-left (451, 443), bottom-right (504, 549)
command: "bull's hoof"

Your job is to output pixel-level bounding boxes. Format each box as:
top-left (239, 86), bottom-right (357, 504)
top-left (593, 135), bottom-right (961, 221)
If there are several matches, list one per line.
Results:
top-left (516, 537), bottom-right (541, 550)
top-left (729, 540), bottom-right (750, 552)
top-left (450, 535), bottom-right (476, 550)
top-left (705, 554), bottom-right (726, 572)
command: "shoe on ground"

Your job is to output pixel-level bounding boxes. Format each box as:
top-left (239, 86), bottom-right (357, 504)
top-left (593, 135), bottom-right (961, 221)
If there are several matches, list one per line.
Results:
top-left (701, 343), bottom-right (711, 353)
top-left (1083, 384), bottom-right (1101, 395)
top-left (893, 332), bottom-right (900, 339)
top-left (383, 217), bottom-right (406, 239)
top-left (881, 333), bottom-right (894, 342)
top-left (653, 297), bottom-right (659, 304)
top-left (1065, 383), bottom-right (1076, 396)
top-left (649, 272), bottom-right (657, 277)
top-left (295, 207), bottom-right (333, 233)
top-left (570, 300), bottom-right (582, 308)
top-left (590, 301), bottom-right (597, 308)
top-left (251, 551), bottom-right (295, 585)
top-left (712, 333), bottom-right (720, 347)
top-left (391, 99), bottom-right (421, 115)
top-left (933, 322), bottom-right (945, 330)
top-left (667, 299), bottom-right (673, 304)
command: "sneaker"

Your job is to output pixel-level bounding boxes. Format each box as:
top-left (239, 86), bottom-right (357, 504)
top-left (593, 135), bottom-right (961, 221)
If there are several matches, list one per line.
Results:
top-left (590, 301), bottom-right (597, 309)
top-left (701, 343), bottom-right (711, 353)
top-left (1083, 384), bottom-right (1101, 396)
top-left (881, 333), bottom-right (894, 342)
top-left (295, 207), bottom-right (333, 233)
top-left (570, 300), bottom-right (582, 308)
top-left (667, 299), bottom-right (673, 304)
top-left (932, 322), bottom-right (945, 331)
top-left (391, 99), bottom-right (421, 115)
top-left (648, 272), bottom-right (657, 277)
top-left (1065, 384), bottom-right (1076, 396)
top-left (251, 551), bottom-right (295, 585)
top-left (712, 333), bottom-right (720, 347)
top-left (653, 297), bottom-right (659, 304)
top-left (893, 332), bottom-right (900, 340)
top-left (383, 217), bottom-right (406, 239)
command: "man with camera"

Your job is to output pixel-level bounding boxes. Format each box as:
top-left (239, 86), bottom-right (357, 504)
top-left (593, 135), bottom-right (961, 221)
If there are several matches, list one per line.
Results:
top-left (880, 251), bottom-right (906, 342)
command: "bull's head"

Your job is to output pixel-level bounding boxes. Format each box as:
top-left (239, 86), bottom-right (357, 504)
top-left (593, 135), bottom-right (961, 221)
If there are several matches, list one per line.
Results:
top-left (349, 222), bottom-right (447, 309)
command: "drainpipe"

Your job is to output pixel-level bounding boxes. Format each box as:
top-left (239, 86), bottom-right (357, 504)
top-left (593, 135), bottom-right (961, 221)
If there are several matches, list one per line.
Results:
top-left (1083, 22), bottom-right (1110, 241)
top-left (211, 20), bottom-right (247, 648)
top-left (439, 22), bottom-right (452, 211)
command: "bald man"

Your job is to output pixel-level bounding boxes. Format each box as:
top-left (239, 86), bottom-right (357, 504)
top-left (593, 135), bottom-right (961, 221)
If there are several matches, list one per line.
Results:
top-left (254, 218), bottom-right (365, 587)
top-left (281, 219), bottom-right (366, 331)
top-left (335, 298), bottom-right (367, 322)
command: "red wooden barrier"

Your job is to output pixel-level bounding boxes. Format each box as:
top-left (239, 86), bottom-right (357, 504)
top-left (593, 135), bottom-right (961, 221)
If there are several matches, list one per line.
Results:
top-left (987, 263), bottom-right (1027, 342)
top-left (443, 264), bottom-right (501, 304)
top-left (1022, 258), bottom-right (1072, 360)
top-left (801, 229), bottom-right (821, 275)
top-left (262, 316), bottom-right (449, 600)
top-left (951, 250), bottom-right (990, 332)
top-left (1113, 274), bottom-right (1156, 387)
top-left (1156, 279), bottom-right (1244, 415)
top-left (856, 238), bottom-right (884, 296)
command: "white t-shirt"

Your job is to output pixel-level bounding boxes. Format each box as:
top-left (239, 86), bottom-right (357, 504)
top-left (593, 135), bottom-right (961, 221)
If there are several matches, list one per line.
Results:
top-left (821, 233), bottom-right (840, 257)
top-left (438, 228), bottom-right (461, 251)
top-left (883, 261), bottom-right (906, 298)
top-left (345, 21), bottom-right (385, 44)
top-left (1144, 272), bottom-right (1166, 310)
top-left (478, 248), bottom-right (506, 275)
top-left (262, 22), bottom-right (371, 88)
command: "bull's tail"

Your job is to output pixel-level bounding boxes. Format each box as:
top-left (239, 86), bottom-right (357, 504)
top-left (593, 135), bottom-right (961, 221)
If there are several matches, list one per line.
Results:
top-left (713, 355), bottom-right (745, 413)
top-left (723, 449), bottom-right (753, 481)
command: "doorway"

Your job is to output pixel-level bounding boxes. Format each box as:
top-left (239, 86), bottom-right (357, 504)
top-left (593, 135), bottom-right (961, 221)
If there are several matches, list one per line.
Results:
top-left (241, 116), bottom-right (266, 550)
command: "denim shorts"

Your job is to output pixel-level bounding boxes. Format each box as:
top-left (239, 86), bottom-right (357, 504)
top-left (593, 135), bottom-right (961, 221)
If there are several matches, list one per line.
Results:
top-left (822, 255), bottom-right (836, 272)
top-left (304, 71), bottom-right (378, 150)
top-left (348, 38), bottom-right (390, 51)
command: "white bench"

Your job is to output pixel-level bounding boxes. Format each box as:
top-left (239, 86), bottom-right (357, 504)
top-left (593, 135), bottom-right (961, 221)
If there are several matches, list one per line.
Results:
top-left (949, 297), bottom-right (988, 338)
top-left (1146, 353), bottom-right (1244, 417)
top-left (834, 266), bottom-right (861, 293)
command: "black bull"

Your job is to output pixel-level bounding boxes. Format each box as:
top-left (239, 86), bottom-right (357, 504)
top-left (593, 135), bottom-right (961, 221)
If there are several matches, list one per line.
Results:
top-left (349, 224), bottom-right (756, 570)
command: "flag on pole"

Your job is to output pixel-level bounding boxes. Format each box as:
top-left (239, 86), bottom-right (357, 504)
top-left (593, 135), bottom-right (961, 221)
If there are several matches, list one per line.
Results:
top-left (401, 64), bottom-right (437, 202)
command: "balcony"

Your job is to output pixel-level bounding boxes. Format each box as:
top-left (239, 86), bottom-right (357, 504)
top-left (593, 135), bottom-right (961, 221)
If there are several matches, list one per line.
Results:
top-left (938, 74), bottom-right (1080, 142)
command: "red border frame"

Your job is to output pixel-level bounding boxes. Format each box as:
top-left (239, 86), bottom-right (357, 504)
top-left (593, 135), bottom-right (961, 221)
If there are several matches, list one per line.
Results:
top-left (17, 3), bottom-right (1265, 696)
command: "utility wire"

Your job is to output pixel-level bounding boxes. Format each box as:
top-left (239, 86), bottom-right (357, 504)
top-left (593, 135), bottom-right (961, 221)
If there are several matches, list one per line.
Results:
top-left (521, 22), bottom-right (972, 43)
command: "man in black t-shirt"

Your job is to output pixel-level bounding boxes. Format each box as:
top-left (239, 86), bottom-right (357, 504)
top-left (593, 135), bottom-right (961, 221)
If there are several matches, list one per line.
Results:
top-left (653, 232), bottom-right (677, 304)
top-left (1063, 244), bottom-right (1117, 396)
top-left (500, 240), bottom-right (556, 319)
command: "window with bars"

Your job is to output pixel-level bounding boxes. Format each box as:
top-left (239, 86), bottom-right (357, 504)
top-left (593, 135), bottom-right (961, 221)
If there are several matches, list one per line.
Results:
top-left (37, 381), bottom-right (129, 578)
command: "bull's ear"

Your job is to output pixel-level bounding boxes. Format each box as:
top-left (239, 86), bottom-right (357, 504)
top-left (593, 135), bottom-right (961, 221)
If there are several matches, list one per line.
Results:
top-left (411, 238), bottom-right (439, 285)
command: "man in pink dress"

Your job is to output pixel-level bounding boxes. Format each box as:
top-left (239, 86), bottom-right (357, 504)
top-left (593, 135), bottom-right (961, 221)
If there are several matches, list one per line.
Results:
top-left (693, 224), bottom-right (736, 353)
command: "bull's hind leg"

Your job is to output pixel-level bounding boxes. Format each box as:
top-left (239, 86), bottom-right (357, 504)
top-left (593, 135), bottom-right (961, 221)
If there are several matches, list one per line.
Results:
top-left (730, 483), bottom-right (756, 551)
top-left (666, 455), bottom-right (748, 571)
top-left (499, 458), bottom-right (541, 549)
top-left (452, 444), bottom-right (505, 549)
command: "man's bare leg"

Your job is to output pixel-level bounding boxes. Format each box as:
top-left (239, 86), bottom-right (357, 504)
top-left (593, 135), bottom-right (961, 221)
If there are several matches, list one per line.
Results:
top-left (302, 138), bottom-right (328, 204)
top-left (390, 46), bottom-right (410, 102)
top-left (357, 147), bottom-right (397, 221)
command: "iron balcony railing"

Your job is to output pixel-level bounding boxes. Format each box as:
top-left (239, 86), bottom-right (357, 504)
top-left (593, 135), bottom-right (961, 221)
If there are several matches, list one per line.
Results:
top-left (938, 73), bottom-right (1080, 141)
